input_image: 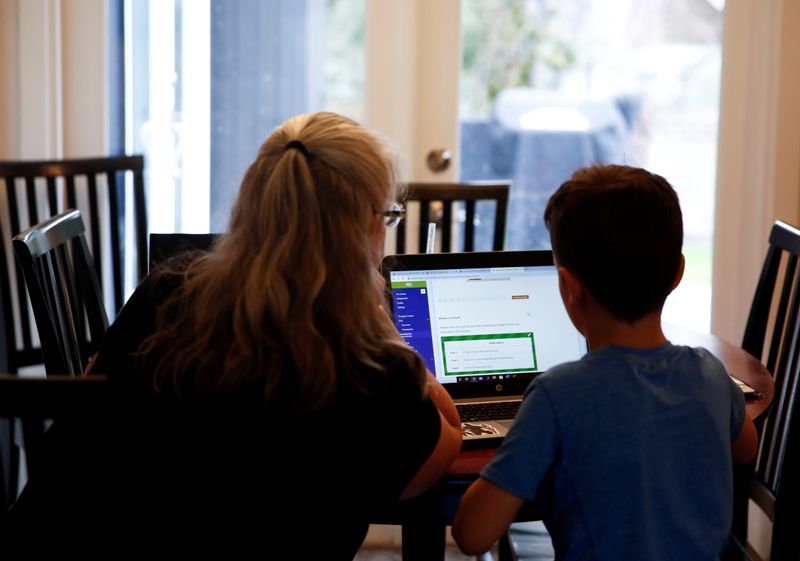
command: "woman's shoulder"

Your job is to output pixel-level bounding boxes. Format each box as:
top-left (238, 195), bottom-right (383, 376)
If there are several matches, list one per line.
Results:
top-left (90, 266), bottom-right (188, 377)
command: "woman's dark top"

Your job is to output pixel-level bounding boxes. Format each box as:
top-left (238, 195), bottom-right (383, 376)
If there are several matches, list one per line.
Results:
top-left (8, 272), bottom-right (441, 558)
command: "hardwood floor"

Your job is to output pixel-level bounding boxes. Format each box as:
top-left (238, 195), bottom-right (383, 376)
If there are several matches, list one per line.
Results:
top-left (354, 544), bottom-right (486, 561)
top-left (354, 525), bottom-right (489, 560)
top-left (354, 522), bottom-right (554, 561)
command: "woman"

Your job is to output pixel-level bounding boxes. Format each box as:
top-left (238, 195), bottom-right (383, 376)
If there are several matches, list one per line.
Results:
top-left (11, 112), bottom-right (461, 557)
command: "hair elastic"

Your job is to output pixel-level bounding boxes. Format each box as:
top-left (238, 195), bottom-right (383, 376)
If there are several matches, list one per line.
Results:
top-left (286, 139), bottom-right (310, 156)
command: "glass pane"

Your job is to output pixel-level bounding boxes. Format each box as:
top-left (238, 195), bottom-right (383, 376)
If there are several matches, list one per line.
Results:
top-left (125, 0), bottom-right (365, 233)
top-left (459, 0), bottom-right (722, 332)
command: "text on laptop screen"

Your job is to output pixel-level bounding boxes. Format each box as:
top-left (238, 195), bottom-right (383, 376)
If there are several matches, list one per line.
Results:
top-left (389, 264), bottom-right (585, 385)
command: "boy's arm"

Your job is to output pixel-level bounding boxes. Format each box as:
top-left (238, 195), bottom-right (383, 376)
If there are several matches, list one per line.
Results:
top-left (452, 477), bottom-right (525, 555)
top-left (732, 410), bottom-right (758, 464)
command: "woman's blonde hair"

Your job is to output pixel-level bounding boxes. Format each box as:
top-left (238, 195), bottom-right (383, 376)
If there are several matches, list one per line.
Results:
top-left (139, 111), bottom-right (424, 411)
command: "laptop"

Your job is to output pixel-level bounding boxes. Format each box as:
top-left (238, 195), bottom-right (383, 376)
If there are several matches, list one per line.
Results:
top-left (382, 250), bottom-right (588, 445)
top-left (149, 233), bottom-right (219, 272)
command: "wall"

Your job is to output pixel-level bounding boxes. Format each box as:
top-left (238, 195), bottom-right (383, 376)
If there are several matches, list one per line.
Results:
top-left (0, 0), bottom-right (107, 160)
top-left (0, 0), bottom-right (19, 158)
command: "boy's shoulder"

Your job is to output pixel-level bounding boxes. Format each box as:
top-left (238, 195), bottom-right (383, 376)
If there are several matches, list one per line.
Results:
top-left (533, 343), bottom-right (728, 396)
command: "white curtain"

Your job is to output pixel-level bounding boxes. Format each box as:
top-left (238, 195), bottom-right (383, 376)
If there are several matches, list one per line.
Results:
top-left (711, 0), bottom-right (800, 345)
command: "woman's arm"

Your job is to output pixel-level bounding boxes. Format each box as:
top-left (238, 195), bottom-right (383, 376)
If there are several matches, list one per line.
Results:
top-left (399, 371), bottom-right (462, 499)
top-left (424, 370), bottom-right (461, 430)
top-left (452, 477), bottom-right (525, 555)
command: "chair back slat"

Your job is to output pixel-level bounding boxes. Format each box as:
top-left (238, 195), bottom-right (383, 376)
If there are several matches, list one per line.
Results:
top-left (86, 172), bottom-right (103, 279)
top-left (494, 194), bottom-right (509, 252)
top-left (8, 177), bottom-right (35, 352)
top-left (441, 200), bottom-right (453, 252)
top-left (0, 241), bottom-right (14, 371)
top-left (6, 177), bottom-right (21, 237)
top-left (50, 247), bottom-right (83, 374)
top-left (65, 174), bottom-right (77, 209)
top-left (417, 200), bottom-right (431, 253)
top-left (24, 176), bottom-right (38, 227)
top-left (106, 170), bottom-right (124, 312)
top-left (46, 176), bottom-right (58, 214)
top-left (765, 255), bottom-right (799, 373)
top-left (15, 271), bottom-right (34, 353)
top-left (761, 264), bottom-right (800, 461)
top-left (76, 231), bottom-right (108, 360)
top-left (396, 218), bottom-right (407, 254)
top-left (133, 169), bottom-right (148, 280)
top-left (464, 200), bottom-right (476, 252)
top-left (742, 244), bottom-right (781, 358)
top-left (391, 181), bottom-right (511, 255)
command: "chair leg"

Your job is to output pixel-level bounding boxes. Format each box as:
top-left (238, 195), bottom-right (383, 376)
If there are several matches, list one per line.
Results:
top-left (0, 418), bottom-right (9, 509)
top-left (20, 419), bottom-right (46, 481)
top-left (498, 532), bottom-right (518, 561)
top-left (0, 418), bottom-right (25, 507)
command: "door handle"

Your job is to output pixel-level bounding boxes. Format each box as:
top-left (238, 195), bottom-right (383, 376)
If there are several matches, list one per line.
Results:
top-left (427, 148), bottom-right (452, 173)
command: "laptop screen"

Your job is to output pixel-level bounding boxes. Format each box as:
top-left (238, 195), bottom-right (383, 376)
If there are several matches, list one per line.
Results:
top-left (382, 251), bottom-right (587, 399)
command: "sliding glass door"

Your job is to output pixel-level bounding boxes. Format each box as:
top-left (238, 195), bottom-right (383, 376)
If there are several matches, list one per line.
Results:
top-left (125, 0), bottom-right (721, 332)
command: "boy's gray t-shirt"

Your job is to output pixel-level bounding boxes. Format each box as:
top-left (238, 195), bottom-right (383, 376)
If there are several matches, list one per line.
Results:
top-left (482, 343), bottom-right (746, 561)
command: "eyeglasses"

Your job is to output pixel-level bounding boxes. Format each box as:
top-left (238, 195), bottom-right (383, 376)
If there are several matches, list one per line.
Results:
top-left (380, 203), bottom-right (406, 228)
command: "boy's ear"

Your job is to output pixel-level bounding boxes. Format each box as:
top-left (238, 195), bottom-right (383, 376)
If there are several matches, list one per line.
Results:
top-left (557, 266), bottom-right (584, 306)
top-left (670, 254), bottom-right (686, 292)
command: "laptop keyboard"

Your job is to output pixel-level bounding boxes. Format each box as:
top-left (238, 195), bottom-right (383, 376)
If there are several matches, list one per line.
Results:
top-left (457, 400), bottom-right (521, 422)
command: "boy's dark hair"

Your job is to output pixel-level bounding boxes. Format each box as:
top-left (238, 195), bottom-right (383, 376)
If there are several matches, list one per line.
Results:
top-left (544, 164), bottom-right (683, 323)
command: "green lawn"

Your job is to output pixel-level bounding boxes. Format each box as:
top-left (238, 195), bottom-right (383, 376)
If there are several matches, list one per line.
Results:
top-left (682, 240), bottom-right (712, 285)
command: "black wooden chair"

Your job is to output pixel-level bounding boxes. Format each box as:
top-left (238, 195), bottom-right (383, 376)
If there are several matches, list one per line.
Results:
top-left (9, 210), bottom-right (109, 485)
top-left (393, 181), bottom-right (510, 254)
top-left (0, 372), bottom-right (305, 555)
top-left (724, 220), bottom-right (800, 560)
top-left (0, 155), bottom-right (146, 374)
top-left (0, 374), bottom-right (113, 420)
top-left (12, 209), bottom-right (108, 377)
top-left (390, 182), bottom-right (515, 558)
top-left (0, 374), bottom-right (114, 508)
top-left (1, 156), bottom-right (145, 502)
top-left (723, 368), bottom-right (800, 561)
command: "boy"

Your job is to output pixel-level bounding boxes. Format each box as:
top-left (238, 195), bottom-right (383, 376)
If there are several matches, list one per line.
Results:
top-left (452, 164), bottom-right (757, 560)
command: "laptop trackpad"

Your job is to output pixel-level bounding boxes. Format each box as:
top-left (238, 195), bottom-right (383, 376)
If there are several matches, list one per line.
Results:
top-left (461, 420), bottom-right (509, 440)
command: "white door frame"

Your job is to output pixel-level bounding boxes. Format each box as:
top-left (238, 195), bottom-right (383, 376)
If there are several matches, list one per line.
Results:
top-left (364, 0), bottom-right (460, 183)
